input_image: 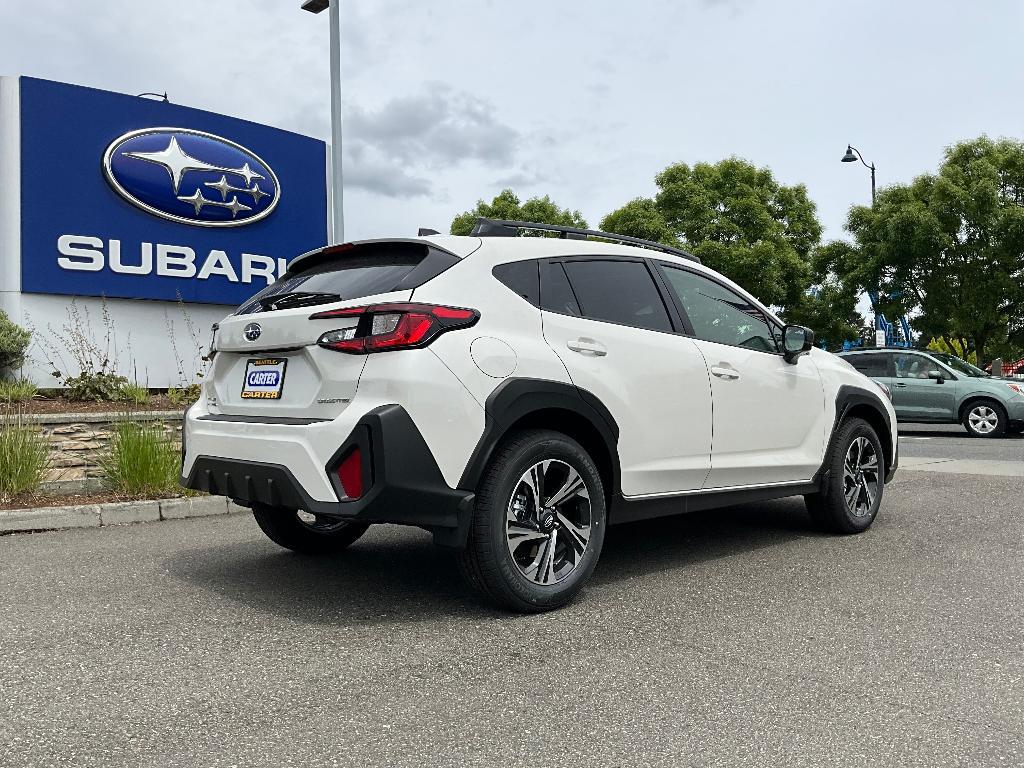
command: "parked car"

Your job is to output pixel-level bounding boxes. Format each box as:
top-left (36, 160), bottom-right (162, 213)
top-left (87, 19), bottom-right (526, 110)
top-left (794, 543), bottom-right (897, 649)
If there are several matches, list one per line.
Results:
top-left (838, 348), bottom-right (1024, 438)
top-left (182, 219), bottom-right (898, 612)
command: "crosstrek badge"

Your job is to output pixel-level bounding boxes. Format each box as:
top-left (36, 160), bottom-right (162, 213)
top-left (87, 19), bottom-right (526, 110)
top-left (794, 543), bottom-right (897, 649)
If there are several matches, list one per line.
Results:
top-left (241, 358), bottom-right (287, 399)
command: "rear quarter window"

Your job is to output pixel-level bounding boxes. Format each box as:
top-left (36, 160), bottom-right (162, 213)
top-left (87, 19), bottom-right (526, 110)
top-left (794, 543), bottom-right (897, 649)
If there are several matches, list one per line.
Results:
top-left (493, 260), bottom-right (539, 306)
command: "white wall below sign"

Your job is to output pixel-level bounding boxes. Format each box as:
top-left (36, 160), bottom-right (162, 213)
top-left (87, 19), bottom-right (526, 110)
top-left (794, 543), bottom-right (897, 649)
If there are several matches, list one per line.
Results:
top-left (3, 293), bottom-right (233, 388)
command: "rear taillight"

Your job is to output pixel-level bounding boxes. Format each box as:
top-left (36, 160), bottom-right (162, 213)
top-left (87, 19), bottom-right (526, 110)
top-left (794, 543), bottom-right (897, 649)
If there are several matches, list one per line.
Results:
top-left (336, 447), bottom-right (364, 499)
top-left (311, 303), bottom-right (479, 354)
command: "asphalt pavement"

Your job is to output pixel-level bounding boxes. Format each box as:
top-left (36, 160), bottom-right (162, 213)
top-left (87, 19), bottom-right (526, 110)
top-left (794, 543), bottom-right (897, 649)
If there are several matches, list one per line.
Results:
top-left (2, 429), bottom-right (1023, 767)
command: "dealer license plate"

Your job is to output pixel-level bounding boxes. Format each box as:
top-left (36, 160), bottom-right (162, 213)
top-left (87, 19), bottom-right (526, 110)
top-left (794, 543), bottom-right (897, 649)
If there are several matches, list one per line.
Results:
top-left (241, 358), bottom-right (287, 400)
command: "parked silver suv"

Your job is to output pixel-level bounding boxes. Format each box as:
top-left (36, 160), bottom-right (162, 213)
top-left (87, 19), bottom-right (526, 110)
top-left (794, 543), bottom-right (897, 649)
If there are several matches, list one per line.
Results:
top-left (839, 349), bottom-right (1024, 437)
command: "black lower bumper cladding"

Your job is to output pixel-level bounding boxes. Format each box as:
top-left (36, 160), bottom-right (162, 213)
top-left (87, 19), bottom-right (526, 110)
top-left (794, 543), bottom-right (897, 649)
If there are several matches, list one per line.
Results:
top-left (182, 404), bottom-right (475, 547)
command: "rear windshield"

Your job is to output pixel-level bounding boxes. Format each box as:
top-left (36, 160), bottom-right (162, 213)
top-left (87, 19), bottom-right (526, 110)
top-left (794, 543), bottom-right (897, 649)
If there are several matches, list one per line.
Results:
top-left (236, 243), bottom-right (457, 314)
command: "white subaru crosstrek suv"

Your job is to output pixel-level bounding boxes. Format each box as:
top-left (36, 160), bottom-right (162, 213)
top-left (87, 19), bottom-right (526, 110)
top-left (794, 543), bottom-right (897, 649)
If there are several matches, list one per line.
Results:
top-left (182, 219), bottom-right (898, 612)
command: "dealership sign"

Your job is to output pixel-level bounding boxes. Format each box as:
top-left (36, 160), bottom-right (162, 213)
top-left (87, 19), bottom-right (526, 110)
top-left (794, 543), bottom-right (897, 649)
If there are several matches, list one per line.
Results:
top-left (19, 77), bottom-right (328, 305)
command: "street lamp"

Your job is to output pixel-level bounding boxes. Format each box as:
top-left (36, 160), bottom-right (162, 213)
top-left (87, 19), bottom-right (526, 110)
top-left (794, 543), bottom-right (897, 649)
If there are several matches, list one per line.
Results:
top-left (302, 0), bottom-right (345, 243)
top-left (841, 144), bottom-right (876, 205)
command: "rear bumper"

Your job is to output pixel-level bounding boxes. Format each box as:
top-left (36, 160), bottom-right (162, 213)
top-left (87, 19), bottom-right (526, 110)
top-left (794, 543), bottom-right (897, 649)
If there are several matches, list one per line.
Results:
top-left (182, 404), bottom-right (475, 547)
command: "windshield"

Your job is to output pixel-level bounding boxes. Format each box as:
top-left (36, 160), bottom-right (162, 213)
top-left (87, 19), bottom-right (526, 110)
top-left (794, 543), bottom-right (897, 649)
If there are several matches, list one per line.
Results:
top-left (928, 352), bottom-right (989, 378)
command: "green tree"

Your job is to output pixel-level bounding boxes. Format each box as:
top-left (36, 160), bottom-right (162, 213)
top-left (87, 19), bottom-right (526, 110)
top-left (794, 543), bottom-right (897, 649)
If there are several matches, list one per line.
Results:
top-left (822, 136), bottom-right (1024, 365)
top-left (0, 309), bottom-right (31, 375)
top-left (599, 198), bottom-right (676, 246)
top-left (601, 157), bottom-right (822, 309)
top-left (450, 189), bottom-right (587, 236)
top-left (779, 240), bottom-right (865, 349)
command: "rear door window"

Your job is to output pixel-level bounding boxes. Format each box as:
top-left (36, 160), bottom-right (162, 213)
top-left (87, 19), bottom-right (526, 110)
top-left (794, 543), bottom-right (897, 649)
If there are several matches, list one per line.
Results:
top-left (560, 259), bottom-right (672, 332)
top-left (845, 354), bottom-right (890, 378)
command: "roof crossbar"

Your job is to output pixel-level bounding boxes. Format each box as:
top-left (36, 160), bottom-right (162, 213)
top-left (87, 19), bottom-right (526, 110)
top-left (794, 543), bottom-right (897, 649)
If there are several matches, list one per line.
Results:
top-left (470, 218), bottom-right (700, 263)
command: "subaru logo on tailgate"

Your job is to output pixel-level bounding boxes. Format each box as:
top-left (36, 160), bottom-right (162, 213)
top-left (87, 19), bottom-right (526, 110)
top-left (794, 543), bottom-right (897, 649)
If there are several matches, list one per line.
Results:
top-left (244, 323), bottom-right (262, 341)
top-left (103, 127), bottom-right (280, 227)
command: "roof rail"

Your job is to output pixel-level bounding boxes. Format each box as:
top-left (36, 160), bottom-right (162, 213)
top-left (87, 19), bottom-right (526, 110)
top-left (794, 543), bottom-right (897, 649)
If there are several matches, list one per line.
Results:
top-left (470, 218), bottom-right (700, 263)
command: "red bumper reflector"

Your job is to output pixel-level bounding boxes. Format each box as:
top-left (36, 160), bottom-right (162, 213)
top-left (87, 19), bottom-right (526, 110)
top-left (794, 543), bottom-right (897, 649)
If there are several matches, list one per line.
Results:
top-left (337, 447), bottom-right (364, 499)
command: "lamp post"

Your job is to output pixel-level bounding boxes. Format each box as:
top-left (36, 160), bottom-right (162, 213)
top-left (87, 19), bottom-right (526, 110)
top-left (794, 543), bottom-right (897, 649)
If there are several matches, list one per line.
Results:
top-left (301, 0), bottom-right (345, 243)
top-left (841, 144), bottom-right (875, 205)
top-left (841, 144), bottom-right (887, 345)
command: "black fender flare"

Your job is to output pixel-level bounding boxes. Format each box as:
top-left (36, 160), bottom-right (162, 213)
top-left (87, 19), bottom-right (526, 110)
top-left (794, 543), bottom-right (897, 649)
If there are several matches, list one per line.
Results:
top-left (819, 384), bottom-right (897, 484)
top-left (457, 378), bottom-right (620, 495)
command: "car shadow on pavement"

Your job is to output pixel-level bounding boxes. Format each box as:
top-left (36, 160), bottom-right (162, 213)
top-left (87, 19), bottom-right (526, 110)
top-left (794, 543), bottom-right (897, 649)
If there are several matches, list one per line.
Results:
top-left (165, 496), bottom-right (816, 626)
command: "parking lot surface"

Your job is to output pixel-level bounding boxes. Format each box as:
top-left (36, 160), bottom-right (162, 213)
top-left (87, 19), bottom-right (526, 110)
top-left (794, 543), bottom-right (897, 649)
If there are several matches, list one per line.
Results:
top-left (2, 428), bottom-right (1022, 767)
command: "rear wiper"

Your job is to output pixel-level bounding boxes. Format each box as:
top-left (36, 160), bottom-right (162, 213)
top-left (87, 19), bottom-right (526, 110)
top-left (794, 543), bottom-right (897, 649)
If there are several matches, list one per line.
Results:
top-left (258, 291), bottom-right (342, 310)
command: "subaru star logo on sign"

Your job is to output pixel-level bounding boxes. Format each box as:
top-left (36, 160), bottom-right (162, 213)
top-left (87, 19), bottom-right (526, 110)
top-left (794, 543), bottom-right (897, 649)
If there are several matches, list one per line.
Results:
top-left (103, 128), bottom-right (280, 227)
top-left (18, 77), bottom-right (327, 306)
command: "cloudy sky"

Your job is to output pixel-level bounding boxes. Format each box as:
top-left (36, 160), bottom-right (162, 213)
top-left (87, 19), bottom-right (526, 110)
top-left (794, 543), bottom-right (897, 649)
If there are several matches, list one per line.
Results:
top-left (2, 0), bottom-right (1023, 245)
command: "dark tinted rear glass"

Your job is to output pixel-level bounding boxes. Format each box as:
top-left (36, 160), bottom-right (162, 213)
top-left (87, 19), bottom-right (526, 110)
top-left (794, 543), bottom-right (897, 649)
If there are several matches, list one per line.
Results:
top-left (845, 353), bottom-right (889, 377)
top-left (493, 260), bottom-right (539, 306)
top-left (562, 259), bottom-right (671, 332)
top-left (237, 243), bottom-right (455, 314)
top-left (541, 262), bottom-right (581, 317)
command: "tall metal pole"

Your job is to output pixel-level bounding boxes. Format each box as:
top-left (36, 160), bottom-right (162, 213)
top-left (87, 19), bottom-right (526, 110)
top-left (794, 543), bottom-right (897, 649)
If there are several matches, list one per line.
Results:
top-left (328, 0), bottom-right (345, 243)
top-left (870, 162), bottom-right (876, 205)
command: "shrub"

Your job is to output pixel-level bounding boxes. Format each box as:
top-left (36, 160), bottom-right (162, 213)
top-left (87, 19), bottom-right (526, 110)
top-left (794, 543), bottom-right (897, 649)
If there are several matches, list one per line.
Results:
top-left (99, 421), bottom-right (180, 496)
top-left (64, 371), bottom-right (130, 402)
top-left (0, 309), bottom-right (31, 372)
top-left (0, 378), bottom-right (38, 404)
top-left (0, 415), bottom-right (50, 500)
top-left (168, 383), bottom-right (202, 407)
top-left (117, 383), bottom-right (149, 406)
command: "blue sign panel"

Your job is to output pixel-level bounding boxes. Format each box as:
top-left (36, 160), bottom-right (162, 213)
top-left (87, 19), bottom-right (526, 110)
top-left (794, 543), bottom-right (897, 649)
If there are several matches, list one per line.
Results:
top-left (19, 77), bottom-right (328, 305)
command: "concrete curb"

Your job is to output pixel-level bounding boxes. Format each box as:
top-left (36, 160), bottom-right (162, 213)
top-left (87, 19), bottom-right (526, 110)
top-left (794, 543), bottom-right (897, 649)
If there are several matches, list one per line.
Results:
top-left (0, 496), bottom-right (247, 534)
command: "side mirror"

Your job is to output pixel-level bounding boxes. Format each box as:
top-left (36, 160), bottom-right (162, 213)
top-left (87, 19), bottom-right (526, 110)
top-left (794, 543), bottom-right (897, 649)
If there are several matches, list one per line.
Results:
top-left (927, 370), bottom-right (945, 383)
top-left (782, 325), bottom-right (815, 364)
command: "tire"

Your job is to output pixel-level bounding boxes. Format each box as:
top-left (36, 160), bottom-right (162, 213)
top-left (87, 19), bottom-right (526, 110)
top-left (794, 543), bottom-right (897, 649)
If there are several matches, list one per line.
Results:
top-left (962, 400), bottom-right (1007, 438)
top-left (804, 417), bottom-right (885, 535)
top-left (458, 429), bottom-right (607, 613)
top-left (251, 503), bottom-right (370, 554)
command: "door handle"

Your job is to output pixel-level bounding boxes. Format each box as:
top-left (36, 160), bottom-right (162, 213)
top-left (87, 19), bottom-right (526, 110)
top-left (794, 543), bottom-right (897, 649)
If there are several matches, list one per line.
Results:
top-left (710, 365), bottom-right (740, 380)
top-left (894, 382), bottom-right (907, 388)
top-left (566, 338), bottom-right (607, 356)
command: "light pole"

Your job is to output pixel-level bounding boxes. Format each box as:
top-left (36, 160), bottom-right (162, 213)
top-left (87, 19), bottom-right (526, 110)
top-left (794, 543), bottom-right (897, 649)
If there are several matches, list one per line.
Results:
top-left (841, 144), bottom-right (887, 345)
top-left (841, 144), bottom-right (875, 205)
top-left (302, 0), bottom-right (345, 243)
